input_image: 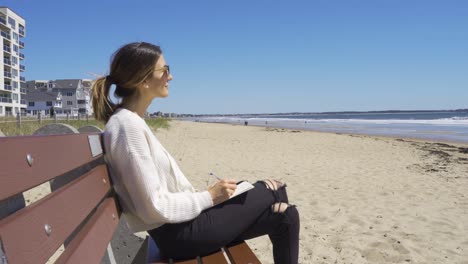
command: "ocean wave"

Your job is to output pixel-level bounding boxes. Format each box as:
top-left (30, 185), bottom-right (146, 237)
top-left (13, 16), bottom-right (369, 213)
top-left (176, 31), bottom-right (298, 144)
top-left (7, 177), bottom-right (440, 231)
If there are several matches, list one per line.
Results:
top-left (437, 116), bottom-right (468, 121)
top-left (197, 116), bottom-right (468, 126)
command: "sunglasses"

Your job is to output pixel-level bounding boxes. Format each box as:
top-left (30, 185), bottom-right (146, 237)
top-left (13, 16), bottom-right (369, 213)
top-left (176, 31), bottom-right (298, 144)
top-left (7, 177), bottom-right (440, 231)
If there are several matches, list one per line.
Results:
top-left (154, 65), bottom-right (170, 75)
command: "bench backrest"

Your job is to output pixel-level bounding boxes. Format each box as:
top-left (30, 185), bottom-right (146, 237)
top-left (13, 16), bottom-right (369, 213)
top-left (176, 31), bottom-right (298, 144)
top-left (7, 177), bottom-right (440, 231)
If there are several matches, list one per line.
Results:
top-left (0, 133), bottom-right (121, 264)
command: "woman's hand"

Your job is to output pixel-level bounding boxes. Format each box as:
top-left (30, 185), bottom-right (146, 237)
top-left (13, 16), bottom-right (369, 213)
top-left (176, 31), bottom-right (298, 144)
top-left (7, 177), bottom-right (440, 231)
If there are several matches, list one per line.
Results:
top-left (208, 179), bottom-right (237, 205)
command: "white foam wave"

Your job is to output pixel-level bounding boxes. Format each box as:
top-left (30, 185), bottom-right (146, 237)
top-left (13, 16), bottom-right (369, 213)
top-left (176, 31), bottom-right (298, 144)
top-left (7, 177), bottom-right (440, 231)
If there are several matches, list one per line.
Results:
top-left (198, 116), bottom-right (468, 126)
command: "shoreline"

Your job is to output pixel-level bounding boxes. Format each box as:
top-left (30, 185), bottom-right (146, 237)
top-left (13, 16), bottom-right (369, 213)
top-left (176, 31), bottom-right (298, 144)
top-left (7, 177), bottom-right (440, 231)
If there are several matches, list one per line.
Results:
top-left (183, 120), bottom-right (468, 147)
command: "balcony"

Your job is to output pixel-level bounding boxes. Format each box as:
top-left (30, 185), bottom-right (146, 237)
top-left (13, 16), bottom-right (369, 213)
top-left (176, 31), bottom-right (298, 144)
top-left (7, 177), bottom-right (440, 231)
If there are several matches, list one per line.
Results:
top-left (20, 76), bottom-right (25, 82)
top-left (20, 88), bottom-right (26, 94)
top-left (0, 17), bottom-right (6, 26)
top-left (1, 30), bottom-right (10, 39)
top-left (20, 65), bottom-right (25, 71)
top-left (0, 97), bottom-right (12, 103)
top-left (3, 45), bottom-right (11, 53)
top-left (20, 99), bottom-right (26, 105)
top-left (3, 84), bottom-right (12, 91)
top-left (3, 71), bottom-right (11, 78)
top-left (19, 53), bottom-right (25, 60)
top-left (19, 41), bottom-right (24, 48)
top-left (19, 28), bottom-right (25, 36)
top-left (4, 58), bottom-right (11, 66)
top-left (54, 102), bottom-right (62, 108)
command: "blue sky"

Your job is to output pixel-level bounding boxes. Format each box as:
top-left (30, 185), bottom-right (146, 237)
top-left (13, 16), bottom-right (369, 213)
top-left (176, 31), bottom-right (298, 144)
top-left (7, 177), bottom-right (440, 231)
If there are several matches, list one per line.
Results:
top-left (4, 0), bottom-right (468, 114)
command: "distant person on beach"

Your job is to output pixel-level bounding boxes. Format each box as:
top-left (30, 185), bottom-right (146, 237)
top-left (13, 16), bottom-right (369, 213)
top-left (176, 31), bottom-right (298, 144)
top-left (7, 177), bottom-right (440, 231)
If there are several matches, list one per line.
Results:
top-left (91, 42), bottom-right (299, 263)
top-left (244, 120), bottom-right (248, 126)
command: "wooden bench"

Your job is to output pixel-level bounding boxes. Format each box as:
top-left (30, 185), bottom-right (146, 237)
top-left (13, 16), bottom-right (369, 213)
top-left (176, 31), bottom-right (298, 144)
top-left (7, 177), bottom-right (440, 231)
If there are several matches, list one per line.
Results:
top-left (0, 131), bottom-right (262, 264)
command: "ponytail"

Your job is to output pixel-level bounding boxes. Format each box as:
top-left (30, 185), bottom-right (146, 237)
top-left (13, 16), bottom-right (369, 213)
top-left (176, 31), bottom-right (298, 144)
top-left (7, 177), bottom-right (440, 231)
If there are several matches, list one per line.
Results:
top-left (91, 76), bottom-right (115, 123)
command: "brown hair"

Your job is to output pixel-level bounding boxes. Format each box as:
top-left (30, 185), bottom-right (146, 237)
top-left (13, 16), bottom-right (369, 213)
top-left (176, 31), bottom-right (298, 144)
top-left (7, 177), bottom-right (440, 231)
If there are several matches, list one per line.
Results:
top-left (91, 42), bottom-right (162, 123)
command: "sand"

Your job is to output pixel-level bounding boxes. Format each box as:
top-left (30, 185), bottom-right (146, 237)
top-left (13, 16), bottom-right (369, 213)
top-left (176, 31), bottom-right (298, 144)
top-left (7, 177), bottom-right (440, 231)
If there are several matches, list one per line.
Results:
top-left (152, 120), bottom-right (468, 264)
top-left (22, 120), bottom-right (468, 263)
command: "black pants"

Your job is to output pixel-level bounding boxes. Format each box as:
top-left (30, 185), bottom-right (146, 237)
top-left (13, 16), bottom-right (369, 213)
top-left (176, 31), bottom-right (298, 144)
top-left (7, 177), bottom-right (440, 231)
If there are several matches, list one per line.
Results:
top-left (148, 181), bottom-right (300, 264)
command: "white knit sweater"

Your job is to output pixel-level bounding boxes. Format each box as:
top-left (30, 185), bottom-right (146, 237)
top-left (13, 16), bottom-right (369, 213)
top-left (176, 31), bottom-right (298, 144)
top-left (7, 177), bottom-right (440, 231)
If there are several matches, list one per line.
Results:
top-left (103, 108), bottom-right (213, 232)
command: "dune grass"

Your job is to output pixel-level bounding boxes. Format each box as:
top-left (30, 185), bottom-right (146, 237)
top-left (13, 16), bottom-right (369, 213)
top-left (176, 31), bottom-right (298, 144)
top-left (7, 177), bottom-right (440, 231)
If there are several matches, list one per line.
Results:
top-left (0, 117), bottom-right (170, 136)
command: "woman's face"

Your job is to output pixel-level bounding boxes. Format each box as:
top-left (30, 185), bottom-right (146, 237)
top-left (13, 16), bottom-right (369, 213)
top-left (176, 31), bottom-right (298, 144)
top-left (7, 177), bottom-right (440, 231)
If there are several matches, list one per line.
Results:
top-left (145, 55), bottom-right (173, 98)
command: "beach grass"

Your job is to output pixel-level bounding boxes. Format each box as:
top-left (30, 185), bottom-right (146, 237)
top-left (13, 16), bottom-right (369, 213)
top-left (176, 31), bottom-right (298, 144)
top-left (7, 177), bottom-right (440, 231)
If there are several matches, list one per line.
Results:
top-left (0, 117), bottom-right (170, 136)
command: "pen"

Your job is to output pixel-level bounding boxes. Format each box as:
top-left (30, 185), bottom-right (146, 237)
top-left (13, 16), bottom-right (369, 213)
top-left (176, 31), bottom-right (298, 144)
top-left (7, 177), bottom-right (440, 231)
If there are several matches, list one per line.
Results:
top-left (209, 172), bottom-right (222, 181)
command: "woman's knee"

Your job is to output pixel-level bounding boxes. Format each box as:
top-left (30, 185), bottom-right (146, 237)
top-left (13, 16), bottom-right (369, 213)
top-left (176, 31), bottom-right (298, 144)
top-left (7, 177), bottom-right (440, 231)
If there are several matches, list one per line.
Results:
top-left (271, 202), bottom-right (300, 228)
top-left (261, 179), bottom-right (285, 190)
top-left (283, 205), bottom-right (300, 227)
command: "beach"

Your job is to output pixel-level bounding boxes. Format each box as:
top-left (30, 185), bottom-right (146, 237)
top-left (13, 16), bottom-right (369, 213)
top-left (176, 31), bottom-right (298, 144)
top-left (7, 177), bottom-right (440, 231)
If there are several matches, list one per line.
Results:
top-left (22, 120), bottom-right (468, 263)
top-left (153, 120), bottom-right (468, 264)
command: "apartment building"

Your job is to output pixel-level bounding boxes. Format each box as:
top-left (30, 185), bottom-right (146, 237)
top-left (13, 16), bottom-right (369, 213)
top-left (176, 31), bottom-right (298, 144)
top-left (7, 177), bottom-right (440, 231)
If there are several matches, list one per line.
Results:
top-left (0, 7), bottom-right (26, 117)
top-left (25, 79), bottom-right (93, 116)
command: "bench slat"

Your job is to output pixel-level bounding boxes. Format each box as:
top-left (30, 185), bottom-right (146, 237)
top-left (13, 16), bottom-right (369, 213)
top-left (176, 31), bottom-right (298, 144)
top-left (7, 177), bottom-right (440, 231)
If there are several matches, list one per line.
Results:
top-left (0, 165), bottom-right (111, 264)
top-left (173, 259), bottom-right (199, 264)
top-left (225, 242), bottom-right (261, 264)
top-left (201, 250), bottom-right (229, 264)
top-left (0, 133), bottom-right (102, 201)
top-left (54, 198), bottom-right (119, 264)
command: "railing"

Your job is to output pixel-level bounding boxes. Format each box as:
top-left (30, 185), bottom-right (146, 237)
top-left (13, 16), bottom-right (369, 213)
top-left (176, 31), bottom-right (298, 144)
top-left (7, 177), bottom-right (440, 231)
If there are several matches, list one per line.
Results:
top-left (0, 17), bottom-right (6, 25)
top-left (19, 28), bottom-right (25, 36)
top-left (3, 45), bottom-right (11, 53)
top-left (20, 65), bottom-right (25, 71)
top-left (4, 58), bottom-right (11, 65)
top-left (20, 88), bottom-right (26, 94)
top-left (19, 41), bottom-right (24, 48)
top-left (4, 71), bottom-right (11, 78)
top-left (1, 31), bottom-right (10, 39)
top-left (4, 84), bottom-right (12, 91)
top-left (20, 76), bottom-right (26, 82)
top-left (19, 53), bottom-right (25, 60)
top-left (0, 97), bottom-right (12, 103)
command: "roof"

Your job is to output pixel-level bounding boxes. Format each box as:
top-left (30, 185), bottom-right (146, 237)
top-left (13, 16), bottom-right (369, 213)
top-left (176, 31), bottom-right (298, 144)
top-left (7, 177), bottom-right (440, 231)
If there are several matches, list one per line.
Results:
top-left (53, 79), bottom-right (81, 89)
top-left (0, 7), bottom-right (26, 21)
top-left (24, 90), bottom-right (60, 102)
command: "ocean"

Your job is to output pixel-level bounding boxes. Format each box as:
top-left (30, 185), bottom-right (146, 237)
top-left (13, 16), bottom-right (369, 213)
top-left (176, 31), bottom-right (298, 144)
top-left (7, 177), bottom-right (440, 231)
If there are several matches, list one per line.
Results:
top-left (184, 111), bottom-right (468, 144)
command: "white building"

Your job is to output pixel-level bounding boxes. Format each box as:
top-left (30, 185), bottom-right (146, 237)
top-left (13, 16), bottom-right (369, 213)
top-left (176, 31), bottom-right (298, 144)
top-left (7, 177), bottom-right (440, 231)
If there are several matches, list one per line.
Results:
top-left (25, 79), bottom-right (93, 116)
top-left (0, 7), bottom-right (26, 117)
top-left (24, 90), bottom-right (62, 116)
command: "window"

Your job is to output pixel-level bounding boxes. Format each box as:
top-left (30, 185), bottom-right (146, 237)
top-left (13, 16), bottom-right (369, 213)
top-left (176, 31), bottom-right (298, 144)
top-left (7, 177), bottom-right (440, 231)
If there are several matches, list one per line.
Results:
top-left (46, 101), bottom-right (52, 106)
top-left (8, 17), bottom-right (16, 29)
top-left (13, 94), bottom-right (18, 101)
top-left (13, 45), bottom-right (19, 54)
top-left (12, 34), bottom-right (18, 45)
top-left (67, 101), bottom-right (73, 105)
top-left (12, 69), bottom-right (18, 77)
top-left (77, 100), bottom-right (86, 104)
top-left (79, 108), bottom-right (87, 113)
top-left (12, 81), bottom-right (18, 88)
top-left (28, 102), bottom-right (34, 106)
top-left (66, 92), bottom-right (74, 96)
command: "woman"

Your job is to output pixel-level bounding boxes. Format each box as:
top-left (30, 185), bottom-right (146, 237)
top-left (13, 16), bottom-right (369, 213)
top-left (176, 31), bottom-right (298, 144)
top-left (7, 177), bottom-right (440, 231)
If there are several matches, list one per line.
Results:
top-left (92, 42), bottom-right (300, 264)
